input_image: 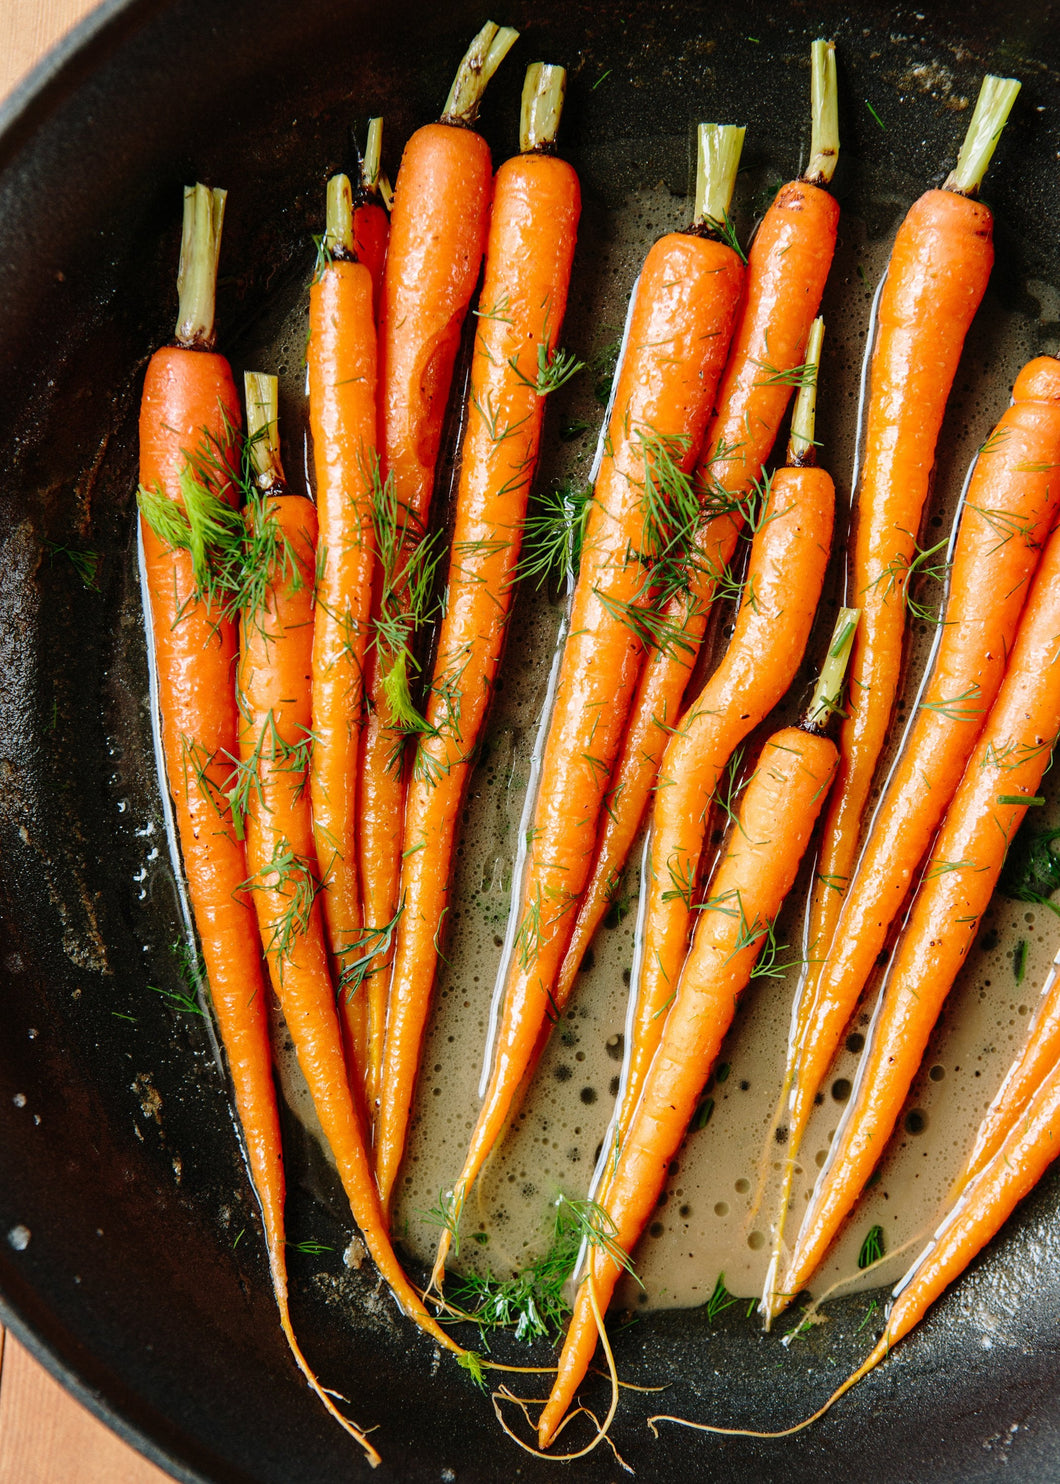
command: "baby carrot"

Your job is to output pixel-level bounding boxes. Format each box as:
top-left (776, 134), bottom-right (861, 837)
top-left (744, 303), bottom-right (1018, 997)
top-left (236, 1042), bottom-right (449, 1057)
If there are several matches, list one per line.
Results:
top-left (430, 123), bottom-right (747, 1287)
top-left (353, 117), bottom-right (388, 318)
top-left (763, 353), bottom-right (1060, 1298)
top-left (652, 1053), bottom-right (1060, 1441)
top-left (236, 376), bottom-right (463, 1375)
top-left (796, 74), bottom-right (1020, 1075)
top-left (307, 174), bottom-right (378, 1090)
top-left (359, 20), bottom-right (518, 1027)
top-left (770, 507), bottom-right (1060, 1317)
top-left (597, 327), bottom-right (834, 1188)
top-left (555, 40), bottom-right (840, 1000)
top-left (960, 948), bottom-right (1060, 1184)
top-left (537, 616), bottom-right (854, 1449)
top-left (137, 192), bottom-right (356, 1453)
top-left (374, 64), bottom-right (581, 1212)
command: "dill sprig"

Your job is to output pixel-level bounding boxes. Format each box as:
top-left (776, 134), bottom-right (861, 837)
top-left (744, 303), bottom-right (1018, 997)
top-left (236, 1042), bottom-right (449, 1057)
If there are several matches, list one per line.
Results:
top-left (440, 1196), bottom-right (639, 1346)
top-left (338, 907), bottom-right (404, 1001)
top-left (857, 1224), bottom-right (885, 1269)
top-left (44, 540), bottom-right (101, 590)
top-left (243, 836), bottom-right (322, 964)
top-left (519, 477), bottom-right (592, 589)
top-left (509, 340), bottom-right (585, 397)
top-left (369, 464), bottom-right (444, 736)
top-left (705, 1272), bottom-right (742, 1323)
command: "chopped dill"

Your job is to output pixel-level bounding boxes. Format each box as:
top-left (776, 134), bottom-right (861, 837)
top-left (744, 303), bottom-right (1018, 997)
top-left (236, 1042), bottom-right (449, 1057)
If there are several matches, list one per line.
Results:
top-left (705, 1272), bottom-right (742, 1323)
top-left (287, 1238), bottom-right (334, 1256)
top-left (148, 982), bottom-right (204, 1016)
top-left (998, 822), bottom-right (1060, 915)
top-left (519, 478), bottom-right (592, 589)
top-left (865, 99), bottom-right (886, 129)
top-left (44, 540), bottom-right (101, 590)
top-left (857, 1224), bottom-right (885, 1269)
top-left (440, 1196), bottom-right (639, 1346)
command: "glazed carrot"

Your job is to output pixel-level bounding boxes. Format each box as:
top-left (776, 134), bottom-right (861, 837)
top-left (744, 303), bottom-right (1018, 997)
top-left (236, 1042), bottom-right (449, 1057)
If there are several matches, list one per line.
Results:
top-left (430, 123), bottom-right (748, 1288)
top-left (596, 325), bottom-right (834, 1189)
top-left (236, 375), bottom-right (463, 1375)
top-left (794, 74), bottom-right (1020, 1096)
top-left (374, 65), bottom-right (581, 1212)
top-left (353, 117), bottom-right (389, 318)
top-left (307, 174), bottom-right (379, 1092)
top-left (763, 353), bottom-right (1060, 1300)
top-left (651, 1053), bottom-right (1060, 1441)
top-left (359, 20), bottom-right (518, 1034)
top-left (537, 617), bottom-right (854, 1449)
top-left (137, 191), bottom-right (364, 1454)
top-left (555, 41), bottom-right (840, 1001)
top-left (960, 947), bottom-right (1060, 1184)
top-left (770, 510), bottom-right (1060, 1318)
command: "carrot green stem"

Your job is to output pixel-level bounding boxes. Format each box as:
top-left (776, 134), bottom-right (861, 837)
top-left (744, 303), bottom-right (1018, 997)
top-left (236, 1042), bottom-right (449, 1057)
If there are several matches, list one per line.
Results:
top-left (361, 117), bottom-right (383, 194)
top-left (805, 39), bottom-right (839, 186)
top-left (519, 63), bottom-right (566, 153)
top-left (803, 606), bottom-right (859, 733)
top-left (324, 173), bottom-right (356, 259)
top-left (944, 74), bottom-right (1021, 196)
top-left (441, 20), bottom-right (520, 126)
top-left (787, 317), bottom-right (825, 466)
top-left (175, 183), bottom-right (226, 349)
top-left (244, 372), bottom-right (285, 490)
top-left (693, 123), bottom-right (745, 232)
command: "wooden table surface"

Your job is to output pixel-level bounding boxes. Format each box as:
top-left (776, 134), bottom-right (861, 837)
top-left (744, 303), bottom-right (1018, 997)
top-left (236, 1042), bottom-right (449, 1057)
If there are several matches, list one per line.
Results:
top-left (0, 3), bottom-right (175, 1480)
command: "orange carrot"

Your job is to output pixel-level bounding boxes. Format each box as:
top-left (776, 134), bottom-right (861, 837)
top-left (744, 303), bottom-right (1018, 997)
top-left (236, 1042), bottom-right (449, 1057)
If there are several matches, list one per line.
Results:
top-left (598, 326), bottom-right (834, 1186)
top-left (770, 505), bottom-right (1060, 1317)
top-left (763, 352), bottom-right (1060, 1299)
top-left (794, 75), bottom-right (1020, 1101)
top-left (305, 173), bottom-right (380, 1092)
top-left (353, 117), bottom-right (389, 319)
top-left (537, 620), bottom-right (853, 1448)
top-left (960, 946), bottom-right (1060, 1184)
top-left (137, 190), bottom-right (359, 1453)
top-left (236, 375), bottom-right (463, 1381)
top-left (555, 40), bottom-right (840, 1002)
top-left (374, 65), bottom-right (581, 1212)
top-left (307, 174), bottom-right (379, 1093)
top-left (359, 21), bottom-right (518, 1043)
top-left (651, 1051), bottom-right (1060, 1441)
top-left (430, 123), bottom-right (748, 1288)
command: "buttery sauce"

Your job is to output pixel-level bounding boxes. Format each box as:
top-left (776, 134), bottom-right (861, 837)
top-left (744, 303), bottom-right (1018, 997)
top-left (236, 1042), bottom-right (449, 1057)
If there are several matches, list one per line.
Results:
top-left (246, 161), bottom-right (1060, 1322)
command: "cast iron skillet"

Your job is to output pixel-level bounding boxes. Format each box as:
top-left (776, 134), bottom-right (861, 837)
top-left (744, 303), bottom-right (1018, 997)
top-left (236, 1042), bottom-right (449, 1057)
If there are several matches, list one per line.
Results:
top-left (4, 1), bottom-right (1060, 1479)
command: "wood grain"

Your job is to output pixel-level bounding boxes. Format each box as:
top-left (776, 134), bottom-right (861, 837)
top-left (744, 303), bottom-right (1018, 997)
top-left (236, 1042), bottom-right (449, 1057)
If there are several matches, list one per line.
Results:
top-left (0, 18), bottom-right (172, 1484)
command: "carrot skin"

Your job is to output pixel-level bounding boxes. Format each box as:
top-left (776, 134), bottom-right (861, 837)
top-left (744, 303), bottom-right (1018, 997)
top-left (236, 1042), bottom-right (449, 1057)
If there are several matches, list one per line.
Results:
top-left (308, 257), bottom-right (379, 1090)
top-left (961, 958), bottom-right (1060, 1183)
top-left (538, 726), bottom-right (838, 1447)
top-left (239, 493), bottom-right (460, 1355)
top-left (806, 188), bottom-right (995, 976)
top-left (374, 151), bottom-right (581, 1211)
top-left (139, 347), bottom-right (296, 1387)
top-left (556, 178), bottom-right (839, 1001)
top-left (431, 228), bottom-right (744, 1279)
top-left (353, 198), bottom-right (389, 321)
top-left (611, 466), bottom-right (834, 1161)
top-left (783, 355), bottom-right (1060, 1151)
top-left (776, 515), bottom-right (1060, 1310)
top-left (359, 119), bottom-right (495, 1035)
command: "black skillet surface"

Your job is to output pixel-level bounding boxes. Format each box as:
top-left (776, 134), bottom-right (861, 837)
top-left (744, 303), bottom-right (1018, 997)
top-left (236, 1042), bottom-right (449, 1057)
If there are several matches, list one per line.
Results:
top-left (4, 1), bottom-right (1060, 1479)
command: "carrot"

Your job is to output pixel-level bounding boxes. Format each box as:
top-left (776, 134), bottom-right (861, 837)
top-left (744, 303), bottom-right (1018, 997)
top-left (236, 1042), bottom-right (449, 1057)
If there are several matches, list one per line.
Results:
top-left (358, 20), bottom-right (518, 1056)
top-left (792, 74), bottom-right (1020, 1118)
top-left (769, 505), bottom-right (1060, 1318)
top-left (307, 174), bottom-right (379, 1094)
top-left (595, 324), bottom-right (834, 1190)
top-left (353, 117), bottom-right (389, 319)
top-left (650, 1052), bottom-right (1060, 1442)
top-left (555, 40), bottom-right (840, 1003)
top-left (536, 613), bottom-right (855, 1450)
top-left (762, 352), bottom-right (1060, 1302)
top-left (960, 947), bottom-right (1060, 1184)
top-left (373, 65), bottom-right (581, 1213)
top-left (137, 190), bottom-right (367, 1455)
top-left (236, 374), bottom-right (464, 1380)
top-left (429, 123), bottom-right (748, 1289)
